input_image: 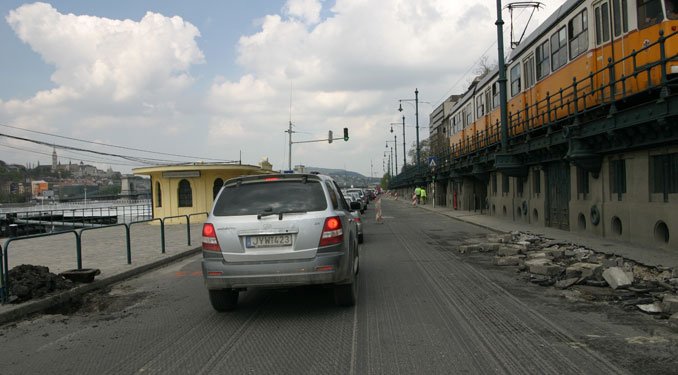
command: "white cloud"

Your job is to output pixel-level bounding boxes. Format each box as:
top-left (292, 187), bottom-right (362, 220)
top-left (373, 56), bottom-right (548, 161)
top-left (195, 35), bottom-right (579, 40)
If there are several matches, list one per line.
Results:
top-left (1, 0), bottom-right (567, 175)
top-left (5, 2), bottom-right (204, 105)
top-left (283, 0), bottom-right (322, 25)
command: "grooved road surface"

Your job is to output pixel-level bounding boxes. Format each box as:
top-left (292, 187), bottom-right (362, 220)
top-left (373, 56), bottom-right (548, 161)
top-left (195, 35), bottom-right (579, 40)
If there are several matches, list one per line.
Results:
top-left (0, 200), bottom-right (656, 374)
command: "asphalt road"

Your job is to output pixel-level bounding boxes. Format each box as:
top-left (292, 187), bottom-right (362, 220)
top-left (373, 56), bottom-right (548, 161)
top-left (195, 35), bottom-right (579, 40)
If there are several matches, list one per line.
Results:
top-left (0, 200), bottom-right (675, 374)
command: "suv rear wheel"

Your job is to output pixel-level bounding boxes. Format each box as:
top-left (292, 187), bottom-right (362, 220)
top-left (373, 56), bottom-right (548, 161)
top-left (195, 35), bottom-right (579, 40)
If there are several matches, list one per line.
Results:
top-left (334, 251), bottom-right (358, 306)
top-left (209, 289), bottom-right (239, 311)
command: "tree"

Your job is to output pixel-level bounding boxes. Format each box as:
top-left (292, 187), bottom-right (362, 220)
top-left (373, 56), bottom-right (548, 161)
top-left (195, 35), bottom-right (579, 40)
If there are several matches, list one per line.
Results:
top-left (380, 173), bottom-right (390, 189)
top-left (407, 139), bottom-right (431, 167)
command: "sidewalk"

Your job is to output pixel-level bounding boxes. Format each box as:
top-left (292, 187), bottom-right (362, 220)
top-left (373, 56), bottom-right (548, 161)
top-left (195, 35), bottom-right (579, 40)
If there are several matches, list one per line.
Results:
top-left (0, 222), bottom-right (203, 325)
top-left (393, 199), bottom-right (678, 269)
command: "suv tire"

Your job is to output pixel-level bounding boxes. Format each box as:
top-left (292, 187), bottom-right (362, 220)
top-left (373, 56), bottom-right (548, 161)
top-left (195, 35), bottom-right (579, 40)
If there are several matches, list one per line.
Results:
top-left (334, 255), bottom-right (358, 306)
top-left (209, 289), bottom-right (239, 311)
top-left (334, 280), bottom-right (357, 306)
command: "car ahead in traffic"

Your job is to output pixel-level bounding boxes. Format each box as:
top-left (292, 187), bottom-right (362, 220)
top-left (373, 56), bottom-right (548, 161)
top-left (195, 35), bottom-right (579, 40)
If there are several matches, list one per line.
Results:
top-left (346, 191), bottom-right (366, 214)
top-left (201, 173), bottom-right (360, 311)
top-left (345, 188), bottom-right (368, 206)
top-left (344, 195), bottom-right (364, 244)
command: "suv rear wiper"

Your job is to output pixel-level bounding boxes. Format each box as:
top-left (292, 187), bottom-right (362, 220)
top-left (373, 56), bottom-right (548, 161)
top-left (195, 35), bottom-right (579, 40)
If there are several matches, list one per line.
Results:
top-left (257, 207), bottom-right (276, 220)
top-left (257, 209), bottom-right (308, 220)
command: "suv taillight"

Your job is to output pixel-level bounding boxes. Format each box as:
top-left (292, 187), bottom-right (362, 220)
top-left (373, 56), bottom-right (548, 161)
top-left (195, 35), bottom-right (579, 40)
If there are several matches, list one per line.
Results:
top-left (319, 216), bottom-right (343, 247)
top-left (202, 223), bottom-right (221, 252)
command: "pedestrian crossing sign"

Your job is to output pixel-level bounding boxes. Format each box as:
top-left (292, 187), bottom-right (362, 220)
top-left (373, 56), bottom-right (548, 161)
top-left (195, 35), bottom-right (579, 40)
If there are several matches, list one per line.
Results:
top-left (428, 157), bottom-right (437, 168)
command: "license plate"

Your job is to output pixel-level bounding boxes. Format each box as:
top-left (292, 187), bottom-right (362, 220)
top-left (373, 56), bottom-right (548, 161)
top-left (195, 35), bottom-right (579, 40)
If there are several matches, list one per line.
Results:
top-left (246, 234), bottom-right (293, 248)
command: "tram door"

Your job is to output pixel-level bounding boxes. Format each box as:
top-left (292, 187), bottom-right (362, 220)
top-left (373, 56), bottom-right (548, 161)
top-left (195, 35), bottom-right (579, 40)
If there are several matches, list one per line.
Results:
top-left (546, 162), bottom-right (570, 230)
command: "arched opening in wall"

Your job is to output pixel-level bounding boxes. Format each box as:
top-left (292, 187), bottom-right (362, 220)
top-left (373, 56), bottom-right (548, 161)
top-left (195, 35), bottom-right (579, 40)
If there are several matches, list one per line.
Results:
top-left (213, 178), bottom-right (224, 199)
top-left (533, 209), bottom-right (538, 221)
top-left (578, 213), bottom-right (586, 230)
top-left (611, 216), bottom-right (623, 236)
top-left (492, 204), bottom-right (496, 214)
top-left (502, 206), bottom-right (507, 216)
top-left (178, 179), bottom-right (193, 207)
top-left (155, 181), bottom-right (162, 207)
top-left (654, 221), bottom-right (670, 244)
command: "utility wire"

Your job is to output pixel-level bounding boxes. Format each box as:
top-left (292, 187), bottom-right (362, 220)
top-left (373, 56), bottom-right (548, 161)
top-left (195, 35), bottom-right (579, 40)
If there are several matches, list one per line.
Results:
top-left (0, 142), bottom-right (140, 167)
top-left (0, 122), bottom-right (233, 162)
top-left (0, 132), bottom-right (239, 166)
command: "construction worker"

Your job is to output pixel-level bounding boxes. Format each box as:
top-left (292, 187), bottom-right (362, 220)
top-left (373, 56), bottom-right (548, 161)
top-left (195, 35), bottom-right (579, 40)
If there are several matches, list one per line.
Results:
top-left (414, 186), bottom-right (421, 205)
top-left (420, 186), bottom-right (427, 205)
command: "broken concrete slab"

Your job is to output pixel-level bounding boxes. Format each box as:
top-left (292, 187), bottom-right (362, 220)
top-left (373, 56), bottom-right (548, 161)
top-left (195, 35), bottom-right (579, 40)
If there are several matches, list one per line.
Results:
top-left (497, 245), bottom-right (523, 256)
top-left (565, 262), bottom-right (604, 280)
top-left (661, 294), bottom-right (678, 315)
top-left (544, 249), bottom-right (565, 259)
top-left (458, 244), bottom-right (483, 254)
top-left (555, 278), bottom-right (579, 289)
top-left (670, 313), bottom-right (678, 328)
top-left (526, 259), bottom-right (564, 277)
top-left (637, 302), bottom-right (663, 314)
top-left (603, 267), bottom-right (634, 289)
top-left (494, 255), bottom-right (524, 266)
top-left (480, 243), bottom-right (501, 252)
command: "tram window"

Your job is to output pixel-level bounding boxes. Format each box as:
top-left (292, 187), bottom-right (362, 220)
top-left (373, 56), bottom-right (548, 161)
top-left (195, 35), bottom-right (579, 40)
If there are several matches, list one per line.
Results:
top-left (485, 88), bottom-right (492, 111)
top-left (595, 3), bottom-right (611, 45)
top-left (637, 0), bottom-right (663, 28)
top-left (492, 82), bottom-right (500, 108)
top-left (551, 26), bottom-right (568, 71)
top-left (523, 54), bottom-right (535, 89)
top-left (510, 64), bottom-right (521, 97)
top-left (464, 104), bottom-right (473, 127)
top-left (612, 0), bottom-right (630, 36)
top-left (476, 95), bottom-right (485, 117)
top-left (536, 41), bottom-right (550, 80)
top-left (665, 0), bottom-right (678, 19)
top-left (569, 9), bottom-right (589, 59)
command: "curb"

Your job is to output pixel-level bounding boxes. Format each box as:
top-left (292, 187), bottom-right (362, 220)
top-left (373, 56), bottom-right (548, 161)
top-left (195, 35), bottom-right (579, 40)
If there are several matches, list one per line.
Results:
top-left (0, 247), bottom-right (201, 326)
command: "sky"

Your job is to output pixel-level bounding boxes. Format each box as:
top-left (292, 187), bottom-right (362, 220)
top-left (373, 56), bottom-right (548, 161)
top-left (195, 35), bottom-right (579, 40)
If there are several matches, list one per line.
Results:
top-left (0, 0), bottom-right (567, 177)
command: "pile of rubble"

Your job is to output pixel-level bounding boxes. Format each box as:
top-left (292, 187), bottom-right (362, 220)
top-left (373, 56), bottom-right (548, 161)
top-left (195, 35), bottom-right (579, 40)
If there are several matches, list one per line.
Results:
top-left (459, 232), bottom-right (678, 322)
top-left (6, 264), bottom-right (75, 304)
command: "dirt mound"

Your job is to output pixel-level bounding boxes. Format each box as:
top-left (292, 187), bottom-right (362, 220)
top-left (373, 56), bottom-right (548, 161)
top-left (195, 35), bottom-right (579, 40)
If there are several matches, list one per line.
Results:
top-left (7, 264), bottom-right (75, 304)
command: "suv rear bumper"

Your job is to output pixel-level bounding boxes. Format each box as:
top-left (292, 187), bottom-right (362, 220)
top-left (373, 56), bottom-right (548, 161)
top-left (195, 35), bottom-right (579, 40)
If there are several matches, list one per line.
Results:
top-left (202, 251), bottom-right (351, 289)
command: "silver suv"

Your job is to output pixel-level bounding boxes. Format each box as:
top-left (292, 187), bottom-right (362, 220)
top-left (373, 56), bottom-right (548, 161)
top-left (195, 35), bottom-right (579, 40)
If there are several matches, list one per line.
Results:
top-left (201, 173), bottom-right (360, 311)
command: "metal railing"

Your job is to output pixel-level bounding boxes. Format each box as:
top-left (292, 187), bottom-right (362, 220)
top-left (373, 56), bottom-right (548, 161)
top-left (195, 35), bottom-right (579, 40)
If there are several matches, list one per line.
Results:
top-left (0, 212), bottom-right (208, 303)
top-left (1, 203), bottom-right (152, 236)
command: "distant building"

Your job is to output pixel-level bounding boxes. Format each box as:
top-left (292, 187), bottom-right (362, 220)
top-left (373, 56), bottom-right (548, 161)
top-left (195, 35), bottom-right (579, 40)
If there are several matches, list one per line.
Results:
top-left (52, 147), bottom-right (57, 172)
top-left (31, 180), bottom-right (49, 197)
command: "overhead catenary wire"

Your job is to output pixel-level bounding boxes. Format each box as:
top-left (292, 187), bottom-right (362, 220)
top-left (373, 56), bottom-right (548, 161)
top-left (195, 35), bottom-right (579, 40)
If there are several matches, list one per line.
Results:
top-left (434, 4), bottom-right (536, 105)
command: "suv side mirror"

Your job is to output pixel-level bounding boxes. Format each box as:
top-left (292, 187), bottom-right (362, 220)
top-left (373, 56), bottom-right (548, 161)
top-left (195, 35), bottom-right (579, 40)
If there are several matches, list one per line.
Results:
top-left (349, 201), bottom-right (362, 211)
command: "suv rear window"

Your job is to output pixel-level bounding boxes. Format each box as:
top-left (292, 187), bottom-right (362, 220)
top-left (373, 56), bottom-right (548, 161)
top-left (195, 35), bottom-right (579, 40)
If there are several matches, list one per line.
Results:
top-left (213, 180), bottom-right (328, 216)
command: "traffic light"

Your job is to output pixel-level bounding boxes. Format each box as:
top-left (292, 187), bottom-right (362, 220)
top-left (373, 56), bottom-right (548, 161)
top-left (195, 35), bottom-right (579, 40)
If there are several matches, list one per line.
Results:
top-left (328, 130), bottom-right (333, 143)
top-left (343, 127), bottom-right (349, 141)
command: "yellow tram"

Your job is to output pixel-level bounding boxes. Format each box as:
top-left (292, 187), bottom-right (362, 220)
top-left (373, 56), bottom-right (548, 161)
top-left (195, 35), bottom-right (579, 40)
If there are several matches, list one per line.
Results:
top-left (448, 0), bottom-right (677, 155)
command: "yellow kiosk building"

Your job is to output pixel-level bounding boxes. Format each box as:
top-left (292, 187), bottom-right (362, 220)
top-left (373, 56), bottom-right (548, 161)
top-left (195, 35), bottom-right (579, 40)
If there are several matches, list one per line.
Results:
top-left (133, 159), bottom-right (274, 220)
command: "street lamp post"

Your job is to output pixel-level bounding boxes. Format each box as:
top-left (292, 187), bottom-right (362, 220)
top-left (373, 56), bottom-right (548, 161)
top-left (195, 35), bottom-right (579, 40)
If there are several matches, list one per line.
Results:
top-left (386, 137), bottom-right (398, 175)
top-left (390, 118), bottom-right (406, 168)
top-left (399, 88), bottom-right (420, 173)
